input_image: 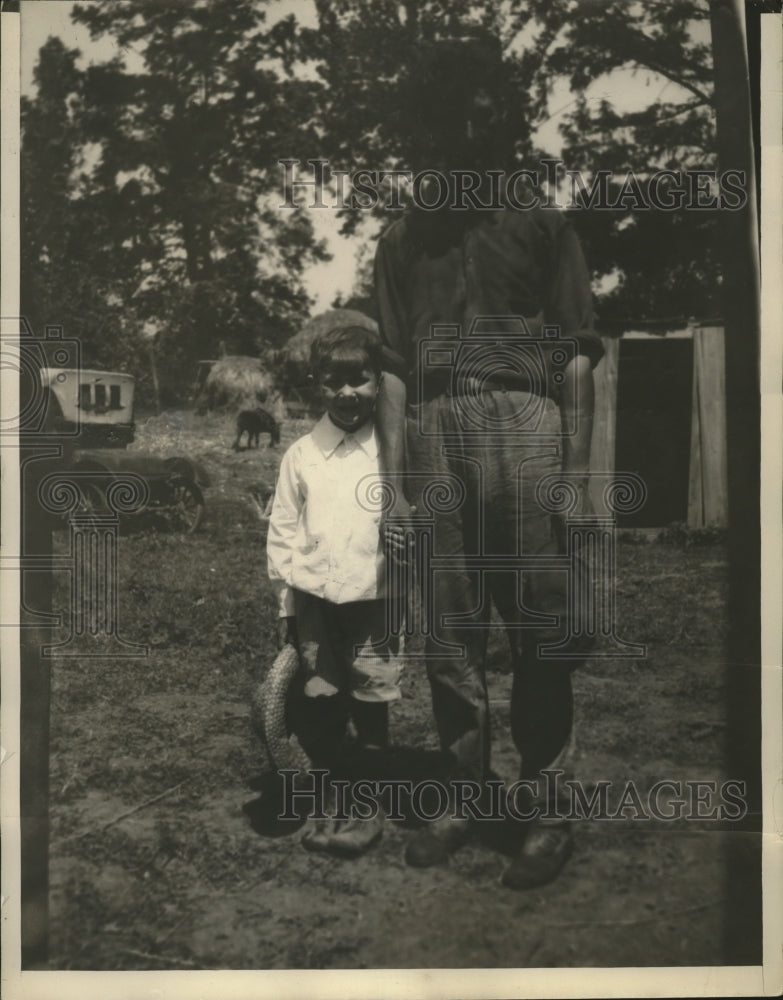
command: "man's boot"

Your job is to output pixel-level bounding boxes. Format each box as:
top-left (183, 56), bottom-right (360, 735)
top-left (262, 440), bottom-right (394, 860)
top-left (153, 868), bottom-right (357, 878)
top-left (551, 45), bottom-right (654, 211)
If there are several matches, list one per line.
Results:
top-left (502, 766), bottom-right (573, 890)
top-left (404, 775), bottom-right (472, 867)
top-left (501, 821), bottom-right (573, 889)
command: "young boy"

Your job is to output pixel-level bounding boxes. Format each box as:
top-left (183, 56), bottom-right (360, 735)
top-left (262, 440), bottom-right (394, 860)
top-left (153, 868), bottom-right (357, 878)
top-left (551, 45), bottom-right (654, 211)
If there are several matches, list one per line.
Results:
top-left (266, 325), bottom-right (402, 857)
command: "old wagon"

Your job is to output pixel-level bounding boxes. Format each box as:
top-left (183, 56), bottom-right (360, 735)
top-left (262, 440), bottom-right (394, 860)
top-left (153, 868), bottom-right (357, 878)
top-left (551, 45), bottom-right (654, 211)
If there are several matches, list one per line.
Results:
top-left (40, 366), bottom-right (209, 533)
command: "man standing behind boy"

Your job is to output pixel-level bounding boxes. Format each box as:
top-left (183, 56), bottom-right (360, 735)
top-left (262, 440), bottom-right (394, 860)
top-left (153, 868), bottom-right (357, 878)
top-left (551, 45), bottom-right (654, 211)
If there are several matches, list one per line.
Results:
top-left (267, 325), bottom-right (402, 857)
top-left (374, 36), bottom-right (603, 888)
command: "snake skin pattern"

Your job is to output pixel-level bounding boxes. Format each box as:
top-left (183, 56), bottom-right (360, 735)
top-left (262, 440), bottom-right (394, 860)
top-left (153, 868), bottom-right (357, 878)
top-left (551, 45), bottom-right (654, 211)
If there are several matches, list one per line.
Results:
top-left (250, 642), bottom-right (311, 772)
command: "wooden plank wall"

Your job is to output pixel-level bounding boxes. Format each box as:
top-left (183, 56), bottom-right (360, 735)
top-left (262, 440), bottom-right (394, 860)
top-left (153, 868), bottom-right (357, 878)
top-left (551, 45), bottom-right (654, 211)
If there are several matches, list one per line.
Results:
top-left (688, 326), bottom-right (729, 527)
top-left (588, 328), bottom-right (728, 528)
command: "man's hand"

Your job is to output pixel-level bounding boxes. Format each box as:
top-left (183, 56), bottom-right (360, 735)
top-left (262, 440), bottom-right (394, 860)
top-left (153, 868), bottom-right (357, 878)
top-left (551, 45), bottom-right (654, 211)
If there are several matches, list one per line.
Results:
top-left (375, 369), bottom-right (411, 566)
top-left (383, 521), bottom-right (412, 563)
top-left (382, 494), bottom-right (416, 566)
top-left (277, 616), bottom-right (298, 650)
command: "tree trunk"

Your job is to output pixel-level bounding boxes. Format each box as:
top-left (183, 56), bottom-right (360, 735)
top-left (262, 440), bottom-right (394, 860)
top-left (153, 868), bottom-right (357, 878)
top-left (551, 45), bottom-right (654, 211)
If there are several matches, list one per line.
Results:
top-left (180, 213), bottom-right (203, 285)
top-left (148, 340), bottom-right (161, 415)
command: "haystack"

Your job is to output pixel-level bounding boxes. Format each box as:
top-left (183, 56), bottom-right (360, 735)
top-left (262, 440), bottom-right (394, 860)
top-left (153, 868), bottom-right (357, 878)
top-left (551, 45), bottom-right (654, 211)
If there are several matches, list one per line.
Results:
top-left (197, 355), bottom-right (278, 413)
top-left (279, 309), bottom-right (379, 396)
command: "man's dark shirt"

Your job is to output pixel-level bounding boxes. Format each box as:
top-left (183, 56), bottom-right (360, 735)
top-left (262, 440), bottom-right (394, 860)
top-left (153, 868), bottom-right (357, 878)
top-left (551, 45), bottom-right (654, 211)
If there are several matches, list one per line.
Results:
top-left (374, 205), bottom-right (604, 403)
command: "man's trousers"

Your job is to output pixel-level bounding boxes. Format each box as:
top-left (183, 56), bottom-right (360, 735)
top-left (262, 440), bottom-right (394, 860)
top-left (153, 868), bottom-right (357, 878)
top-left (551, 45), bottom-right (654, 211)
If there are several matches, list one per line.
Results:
top-left (406, 388), bottom-right (594, 792)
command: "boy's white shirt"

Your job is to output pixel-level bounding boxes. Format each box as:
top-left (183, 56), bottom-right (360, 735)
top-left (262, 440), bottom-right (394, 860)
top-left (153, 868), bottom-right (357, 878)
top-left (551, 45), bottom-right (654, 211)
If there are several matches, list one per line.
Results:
top-left (266, 414), bottom-right (386, 617)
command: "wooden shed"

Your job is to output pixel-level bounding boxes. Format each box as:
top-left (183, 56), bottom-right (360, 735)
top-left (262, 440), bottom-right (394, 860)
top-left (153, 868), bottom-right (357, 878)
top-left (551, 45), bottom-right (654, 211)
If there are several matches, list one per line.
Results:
top-left (589, 322), bottom-right (727, 529)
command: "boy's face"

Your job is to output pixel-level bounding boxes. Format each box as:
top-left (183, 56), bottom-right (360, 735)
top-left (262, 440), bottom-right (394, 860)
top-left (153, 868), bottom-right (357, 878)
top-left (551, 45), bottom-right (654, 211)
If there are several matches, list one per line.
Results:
top-left (317, 360), bottom-right (380, 433)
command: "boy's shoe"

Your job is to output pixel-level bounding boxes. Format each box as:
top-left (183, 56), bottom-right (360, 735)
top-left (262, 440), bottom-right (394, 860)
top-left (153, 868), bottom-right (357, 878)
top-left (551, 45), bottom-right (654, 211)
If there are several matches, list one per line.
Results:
top-left (404, 815), bottom-right (470, 868)
top-left (324, 810), bottom-right (385, 858)
top-left (501, 821), bottom-right (573, 890)
top-left (300, 815), bottom-right (339, 852)
top-left (300, 776), bottom-right (342, 852)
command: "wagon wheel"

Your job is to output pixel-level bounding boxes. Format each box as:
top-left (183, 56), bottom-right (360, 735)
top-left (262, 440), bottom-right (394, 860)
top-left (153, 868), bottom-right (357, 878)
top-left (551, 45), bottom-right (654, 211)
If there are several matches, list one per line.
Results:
top-left (166, 480), bottom-right (204, 534)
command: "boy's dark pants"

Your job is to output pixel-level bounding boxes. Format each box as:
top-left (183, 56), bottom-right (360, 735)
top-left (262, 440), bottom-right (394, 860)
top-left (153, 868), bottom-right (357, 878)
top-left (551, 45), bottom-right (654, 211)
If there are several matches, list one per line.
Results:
top-left (288, 592), bottom-right (401, 767)
top-left (407, 389), bottom-right (594, 798)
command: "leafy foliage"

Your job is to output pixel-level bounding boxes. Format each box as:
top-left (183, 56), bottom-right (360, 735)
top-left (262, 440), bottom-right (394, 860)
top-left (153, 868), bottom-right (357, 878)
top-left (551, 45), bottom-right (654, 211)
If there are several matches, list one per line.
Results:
top-left (22, 0), bottom-right (723, 406)
top-left (298, 0), bottom-right (720, 321)
top-left (21, 38), bottom-right (144, 375)
top-left (529, 0), bottom-right (720, 322)
top-left (22, 2), bottom-right (329, 405)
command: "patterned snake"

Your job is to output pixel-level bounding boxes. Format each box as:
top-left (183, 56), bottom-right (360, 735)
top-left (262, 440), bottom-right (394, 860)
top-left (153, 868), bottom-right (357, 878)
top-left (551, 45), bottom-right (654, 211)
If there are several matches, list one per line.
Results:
top-left (250, 642), bottom-right (311, 772)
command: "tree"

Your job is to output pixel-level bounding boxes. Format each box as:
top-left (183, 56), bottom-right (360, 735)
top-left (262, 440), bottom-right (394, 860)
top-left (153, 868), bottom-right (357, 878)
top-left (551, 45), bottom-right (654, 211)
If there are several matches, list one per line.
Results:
top-left (530, 0), bottom-right (719, 322)
top-left (73, 0), bottom-right (331, 388)
top-left (286, 0), bottom-right (720, 322)
top-left (22, 0), bottom-right (726, 395)
top-left (22, 1), bottom-right (329, 404)
top-left (513, 1), bottom-right (714, 168)
top-left (20, 37), bottom-right (144, 374)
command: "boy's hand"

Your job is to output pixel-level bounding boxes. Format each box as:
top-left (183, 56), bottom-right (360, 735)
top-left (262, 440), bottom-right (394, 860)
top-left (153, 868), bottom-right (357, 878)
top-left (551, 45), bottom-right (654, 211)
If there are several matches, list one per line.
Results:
top-left (277, 616), bottom-right (298, 650)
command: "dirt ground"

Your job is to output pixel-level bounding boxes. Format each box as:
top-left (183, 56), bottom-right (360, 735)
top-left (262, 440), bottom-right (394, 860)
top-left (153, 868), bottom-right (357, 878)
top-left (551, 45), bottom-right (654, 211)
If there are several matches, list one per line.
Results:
top-left (45, 410), bottom-right (757, 970)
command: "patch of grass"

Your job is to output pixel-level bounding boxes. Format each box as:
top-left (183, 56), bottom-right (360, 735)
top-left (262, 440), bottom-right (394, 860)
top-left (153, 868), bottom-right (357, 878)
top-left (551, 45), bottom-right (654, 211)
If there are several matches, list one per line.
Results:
top-left (47, 411), bottom-right (736, 970)
top-left (657, 521), bottom-right (728, 547)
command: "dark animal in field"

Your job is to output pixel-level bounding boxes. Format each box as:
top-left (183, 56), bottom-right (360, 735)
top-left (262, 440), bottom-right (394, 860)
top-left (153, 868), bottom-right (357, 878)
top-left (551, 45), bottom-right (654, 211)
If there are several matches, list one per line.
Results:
top-left (232, 408), bottom-right (281, 450)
